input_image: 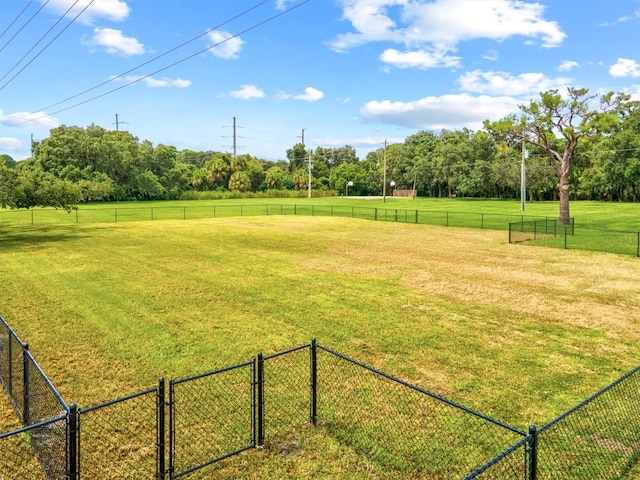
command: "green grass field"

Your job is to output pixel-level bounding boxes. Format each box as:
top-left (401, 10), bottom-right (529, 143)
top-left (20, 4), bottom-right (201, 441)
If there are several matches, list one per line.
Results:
top-left (1, 198), bottom-right (640, 478)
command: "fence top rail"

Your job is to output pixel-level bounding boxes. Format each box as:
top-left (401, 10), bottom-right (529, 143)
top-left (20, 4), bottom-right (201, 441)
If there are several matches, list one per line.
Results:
top-left (317, 343), bottom-right (526, 436)
top-left (171, 359), bottom-right (254, 386)
top-left (461, 434), bottom-right (532, 480)
top-left (539, 363), bottom-right (640, 434)
top-left (262, 343), bottom-right (311, 361)
top-left (0, 413), bottom-right (67, 440)
top-left (79, 385), bottom-right (157, 414)
top-left (0, 314), bottom-right (25, 345)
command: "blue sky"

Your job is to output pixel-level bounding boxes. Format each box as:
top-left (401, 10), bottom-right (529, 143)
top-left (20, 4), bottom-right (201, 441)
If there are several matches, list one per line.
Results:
top-left (2, 0), bottom-right (640, 162)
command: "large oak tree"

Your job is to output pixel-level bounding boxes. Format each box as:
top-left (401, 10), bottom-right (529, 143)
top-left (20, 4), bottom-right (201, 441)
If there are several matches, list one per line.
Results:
top-left (485, 88), bottom-right (635, 223)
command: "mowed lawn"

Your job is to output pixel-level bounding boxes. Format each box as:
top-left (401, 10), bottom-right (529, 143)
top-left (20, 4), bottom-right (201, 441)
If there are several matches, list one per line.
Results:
top-left (1, 214), bottom-right (639, 436)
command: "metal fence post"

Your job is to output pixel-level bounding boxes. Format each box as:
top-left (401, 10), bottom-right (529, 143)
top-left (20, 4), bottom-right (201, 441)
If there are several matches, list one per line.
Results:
top-left (22, 342), bottom-right (29, 425)
top-left (257, 352), bottom-right (265, 447)
top-left (8, 334), bottom-right (13, 398)
top-left (375, 208), bottom-right (378, 221)
top-left (310, 339), bottom-right (317, 426)
top-left (528, 425), bottom-right (538, 480)
top-left (168, 380), bottom-right (175, 478)
top-left (415, 210), bottom-right (418, 224)
top-left (637, 232), bottom-right (639, 257)
top-left (67, 404), bottom-right (78, 480)
top-left (564, 226), bottom-right (568, 249)
top-left (157, 378), bottom-right (166, 480)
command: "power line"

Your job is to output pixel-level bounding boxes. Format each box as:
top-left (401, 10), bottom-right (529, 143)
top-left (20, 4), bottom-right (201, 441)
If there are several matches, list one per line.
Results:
top-left (13, 0), bottom-right (270, 115)
top-left (0, 0), bottom-right (35, 41)
top-left (14, 0), bottom-right (312, 124)
top-left (0, 0), bottom-right (93, 88)
top-left (0, 0), bottom-right (52, 53)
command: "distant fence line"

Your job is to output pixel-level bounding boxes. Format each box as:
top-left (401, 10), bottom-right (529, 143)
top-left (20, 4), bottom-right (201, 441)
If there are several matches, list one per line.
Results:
top-left (1, 203), bottom-right (639, 257)
top-left (2, 315), bottom-right (640, 479)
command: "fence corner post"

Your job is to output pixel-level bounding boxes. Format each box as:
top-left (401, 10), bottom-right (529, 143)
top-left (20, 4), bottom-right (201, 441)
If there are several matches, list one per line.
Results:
top-left (310, 339), bottom-right (317, 426)
top-left (257, 352), bottom-right (265, 447)
top-left (68, 403), bottom-right (78, 480)
top-left (22, 342), bottom-right (29, 426)
top-left (528, 425), bottom-right (538, 480)
top-left (157, 378), bottom-right (166, 479)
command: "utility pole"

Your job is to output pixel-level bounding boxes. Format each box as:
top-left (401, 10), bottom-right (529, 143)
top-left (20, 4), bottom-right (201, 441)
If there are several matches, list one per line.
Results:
top-left (233, 116), bottom-right (237, 158)
top-left (298, 128), bottom-right (305, 146)
top-left (30, 133), bottom-right (34, 156)
top-left (223, 117), bottom-right (243, 156)
top-left (307, 151), bottom-right (312, 198)
top-left (383, 138), bottom-right (387, 203)
top-left (114, 113), bottom-right (128, 131)
top-left (521, 137), bottom-right (527, 211)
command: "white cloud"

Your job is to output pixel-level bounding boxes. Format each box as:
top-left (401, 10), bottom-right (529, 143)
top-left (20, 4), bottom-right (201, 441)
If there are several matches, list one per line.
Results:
top-left (558, 60), bottom-right (579, 72)
top-left (380, 48), bottom-right (461, 69)
top-left (124, 76), bottom-right (191, 88)
top-left (207, 30), bottom-right (245, 59)
top-left (458, 70), bottom-right (573, 97)
top-left (87, 27), bottom-right (144, 56)
top-left (360, 93), bottom-right (520, 130)
top-left (0, 110), bottom-right (59, 129)
top-left (626, 85), bottom-right (640, 101)
top-left (296, 87), bottom-right (324, 101)
top-left (331, 0), bottom-right (566, 58)
top-left (600, 9), bottom-right (640, 27)
top-left (279, 87), bottom-right (324, 102)
top-left (230, 85), bottom-right (265, 100)
top-left (45, 0), bottom-right (130, 24)
top-left (320, 135), bottom-right (404, 149)
top-left (275, 0), bottom-right (293, 10)
top-left (330, 0), bottom-right (567, 79)
top-left (483, 50), bottom-right (499, 61)
top-left (609, 58), bottom-right (640, 78)
top-left (0, 137), bottom-right (24, 154)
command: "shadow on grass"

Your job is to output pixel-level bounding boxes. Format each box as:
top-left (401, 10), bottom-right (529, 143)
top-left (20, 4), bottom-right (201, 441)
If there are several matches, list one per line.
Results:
top-left (0, 225), bottom-right (107, 252)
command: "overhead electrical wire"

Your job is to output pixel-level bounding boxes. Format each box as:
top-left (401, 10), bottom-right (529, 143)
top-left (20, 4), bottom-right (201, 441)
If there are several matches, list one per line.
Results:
top-left (12, 0), bottom-right (311, 124)
top-left (0, 0), bottom-right (52, 53)
top-left (0, 0), bottom-right (36, 41)
top-left (26, 0), bottom-right (269, 114)
top-left (0, 0), bottom-right (94, 88)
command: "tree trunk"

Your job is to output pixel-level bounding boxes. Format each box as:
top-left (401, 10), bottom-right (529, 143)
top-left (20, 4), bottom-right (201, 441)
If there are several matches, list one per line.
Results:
top-left (559, 171), bottom-right (571, 224)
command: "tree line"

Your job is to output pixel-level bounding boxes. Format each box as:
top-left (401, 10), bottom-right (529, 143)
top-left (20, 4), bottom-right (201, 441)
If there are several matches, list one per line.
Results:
top-left (1, 88), bottom-right (638, 214)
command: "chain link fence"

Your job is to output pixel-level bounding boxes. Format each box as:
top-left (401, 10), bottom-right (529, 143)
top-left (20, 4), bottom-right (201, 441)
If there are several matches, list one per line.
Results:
top-left (315, 345), bottom-right (527, 479)
top-left (0, 315), bottom-right (70, 479)
top-left (169, 362), bottom-right (254, 478)
top-left (4, 202), bottom-right (638, 257)
top-left (534, 364), bottom-right (640, 479)
top-left (2, 314), bottom-right (640, 479)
